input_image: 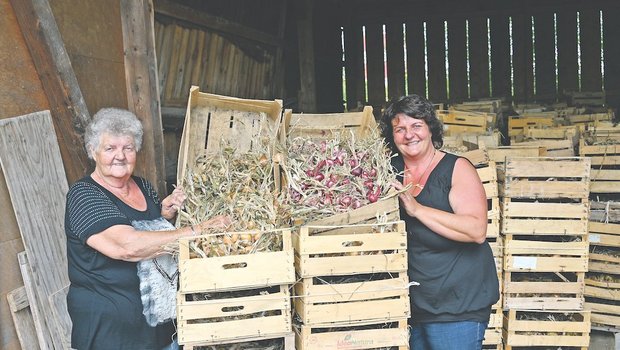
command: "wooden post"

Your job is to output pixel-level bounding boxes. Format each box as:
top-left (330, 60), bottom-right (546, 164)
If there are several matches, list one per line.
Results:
top-left (297, 0), bottom-right (317, 113)
top-left (120, 0), bottom-right (167, 195)
top-left (9, 0), bottom-right (91, 184)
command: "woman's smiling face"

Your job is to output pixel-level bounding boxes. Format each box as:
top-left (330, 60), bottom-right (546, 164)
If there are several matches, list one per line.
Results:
top-left (92, 133), bottom-right (137, 180)
top-left (391, 113), bottom-right (433, 159)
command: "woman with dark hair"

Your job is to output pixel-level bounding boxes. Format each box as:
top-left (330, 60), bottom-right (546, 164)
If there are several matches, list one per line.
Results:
top-left (381, 95), bottom-right (499, 350)
top-left (65, 108), bottom-right (230, 349)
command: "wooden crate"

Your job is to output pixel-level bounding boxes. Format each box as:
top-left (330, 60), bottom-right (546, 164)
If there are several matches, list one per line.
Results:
top-left (579, 142), bottom-right (620, 194)
top-left (450, 99), bottom-right (502, 113)
top-left (280, 106), bottom-right (377, 141)
top-left (503, 309), bottom-right (590, 349)
top-left (293, 272), bottom-right (410, 326)
top-left (565, 112), bottom-right (612, 125)
top-left (177, 284), bottom-right (292, 346)
top-left (511, 139), bottom-right (575, 157)
top-left (486, 146), bottom-right (543, 165)
top-left (503, 157), bottom-right (591, 199)
top-left (293, 221), bottom-right (407, 278)
top-left (568, 90), bottom-right (606, 107)
top-left (503, 237), bottom-right (587, 310)
top-left (294, 319), bottom-right (409, 350)
top-left (488, 236), bottom-right (504, 309)
top-left (508, 115), bottom-right (556, 138)
top-left (182, 331), bottom-right (295, 350)
top-left (477, 161), bottom-right (500, 238)
top-left (588, 221), bottom-right (620, 275)
top-left (177, 86), bottom-right (283, 181)
top-left (585, 275), bottom-right (620, 329)
top-left (438, 109), bottom-right (488, 135)
top-left (178, 229), bottom-right (295, 293)
top-left (590, 201), bottom-right (620, 224)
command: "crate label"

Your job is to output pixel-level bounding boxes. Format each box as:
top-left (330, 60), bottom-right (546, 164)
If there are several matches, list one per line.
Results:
top-left (589, 234), bottom-right (601, 243)
top-left (513, 257), bottom-right (537, 269)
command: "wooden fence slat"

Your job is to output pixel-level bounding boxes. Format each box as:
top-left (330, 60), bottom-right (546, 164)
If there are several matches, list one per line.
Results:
top-left (468, 16), bottom-right (490, 99)
top-left (512, 13), bottom-right (534, 102)
top-left (344, 23), bottom-right (365, 110)
top-left (447, 17), bottom-right (468, 102)
top-left (386, 21), bottom-right (406, 100)
top-left (406, 18), bottom-right (426, 97)
top-left (490, 15), bottom-right (511, 99)
top-left (534, 11), bottom-right (557, 100)
top-left (557, 10), bottom-right (579, 96)
top-left (18, 252), bottom-right (53, 350)
top-left (0, 111), bottom-right (71, 350)
top-left (603, 7), bottom-right (620, 94)
top-left (365, 22), bottom-right (385, 108)
top-left (7, 285), bottom-right (40, 350)
top-left (426, 17), bottom-right (447, 102)
top-left (579, 9), bottom-right (603, 92)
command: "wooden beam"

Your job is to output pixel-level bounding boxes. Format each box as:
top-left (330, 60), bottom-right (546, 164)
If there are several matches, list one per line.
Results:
top-left (344, 22), bottom-right (365, 109)
top-left (9, 0), bottom-right (91, 184)
top-left (603, 7), bottom-right (620, 103)
top-left (365, 22), bottom-right (385, 108)
top-left (426, 17), bottom-right (447, 102)
top-left (579, 9), bottom-right (603, 92)
top-left (153, 0), bottom-right (280, 48)
top-left (386, 20), bottom-right (406, 100)
top-left (120, 0), bottom-right (167, 194)
top-left (468, 16), bottom-right (490, 99)
top-left (7, 286), bottom-right (40, 350)
top-left (490, 15), bottom-right (511, 100)
top-left (447, 17), bottom-right (468, 102)
top-left (297, 0), bottom-right (317, 112)
top-left (406, 18), bottom-right (427, 97)
top-left (557, 10), bottom-right (579, 96)
top-left (534, 11), bottom-right (556, 100)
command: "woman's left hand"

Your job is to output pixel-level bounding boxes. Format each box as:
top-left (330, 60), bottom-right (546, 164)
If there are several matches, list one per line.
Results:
top-left (161, 186), bottom-right (187, 220)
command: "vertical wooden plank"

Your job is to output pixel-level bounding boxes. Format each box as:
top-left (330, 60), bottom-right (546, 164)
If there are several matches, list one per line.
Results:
top-left (603, 7), bottom-right (620, 99)
top-left (7, 286), bottom-right (40, 350)
top-left (534, 11), bottom-right (556, 100)
top-left (121, 0), bottom-right (167, 195)
top-left (386, 21), bottom-right (405, 100)
top-left (579, 9), bottom-right (602, 92)
top-left (9, 0), bottom-right (91, 184)
top-left (365, 22), bottom-right (385, 109)
top-left (426, 17), bottom-right (447, 102)
top-left (313, 9), bottom-right (343, 113)
top-left (190, 30), bottom-right (206, 87)
top-left (297, 0), bottom-right (316, 112)
top-left (180, 28), bottom-right (198, 98)
top-left (490, 15), bottom-right (511, 100)
top-left (156, 23), bottom-right (175, 102)
top-left (512, 13), bottom-right (534, 102)
top-left (406, 18), bottom-right (426, 97)
top-left (557, 10), bottom-right (579, 96)
top-left (0, 111), bottom-right (70, 350)
top-left (163, 25), bottom-right (183, 102)
top-left (344, 22), bottom-right (365, 109)
top-left (468, 16), bottom-right (490, 99)
top-left (18, 252), bottom-right (52, 350)
top-left (198, 31), bottom-right (212, 89)
top-left (172, 27), bottom-right (191, 100)
top-left (447, 17), bottom-right (468, 102)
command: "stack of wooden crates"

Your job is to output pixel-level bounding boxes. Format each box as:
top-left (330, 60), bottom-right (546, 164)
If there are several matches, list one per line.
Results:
top-left (501, 157), bottom-right (592, 349)
top-left (175, 86), bottom-right (296, 349)
top-left (282, 108), bottom-right (411, 349)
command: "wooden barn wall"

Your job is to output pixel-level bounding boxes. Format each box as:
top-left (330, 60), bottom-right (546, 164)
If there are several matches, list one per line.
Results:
top-left (324, 1), bottom-right (620, 112)
top-left (0, 1), bottom-right (49, 348)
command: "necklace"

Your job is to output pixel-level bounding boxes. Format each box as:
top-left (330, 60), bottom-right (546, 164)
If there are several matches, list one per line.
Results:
top-left (406, 149), bottom-right (436, 190)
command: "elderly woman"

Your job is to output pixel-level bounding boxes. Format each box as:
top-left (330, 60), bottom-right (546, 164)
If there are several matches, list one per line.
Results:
top-left (65, 108), bottom-right (230, 350)
top-left (381, 95), bottom-right (499, 350)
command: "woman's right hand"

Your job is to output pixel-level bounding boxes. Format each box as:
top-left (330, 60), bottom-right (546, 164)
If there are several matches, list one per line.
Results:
top-left (197, 215), bottom-right (232, 232)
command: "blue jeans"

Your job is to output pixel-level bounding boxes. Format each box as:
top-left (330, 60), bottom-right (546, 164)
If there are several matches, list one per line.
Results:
top-left (410, 321), bottom-right (487, 350)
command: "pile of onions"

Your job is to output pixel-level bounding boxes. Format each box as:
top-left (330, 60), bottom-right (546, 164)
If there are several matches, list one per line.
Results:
top-left (178, 143), bottom-right (288, 257)
top-left (279, 130), bottom-right (396, 223)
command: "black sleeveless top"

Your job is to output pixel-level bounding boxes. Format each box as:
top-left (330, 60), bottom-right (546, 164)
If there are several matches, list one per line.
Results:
top-left (393, 152), bottom-right (500, 324)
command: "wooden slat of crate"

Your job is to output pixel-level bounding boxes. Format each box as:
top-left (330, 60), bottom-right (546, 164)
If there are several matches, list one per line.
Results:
top-left (300, 193), bottom-right (400, 227)
top-left (295, 319), bottom-right (409, 350)
top-left (504, 239), bottom-right (588, 270)
top-left (589, 253), bottom-right (620, 275)
top-left (508, 116), bottom-right (555, 137)
top-left (438, 110), bottom-right (487, 135)
top-left (281, 106), bottom-right (377, 141)
top-left (294, 221), bottom-right (407, 277)
top-left (294, 273), bottom-right (409, 326)
top-left (177, 86), bottom-right (283, 181)
top-left (183, 332), bottom-right (295, 350)
top-left (511, 139), bottom-right (575, 156)
top-left (589, 221), bottom-right (620, 247)
top-left (462, 149), bottom-right (490, 167)
top-left (502, 201), bottom-right (589, 235)
top-left (177, 285), bottom-right (292, 346)
top-left (585, 301), bottom-right (620, 329)
top-left (483, 328), bottom-right (502, 347)
top-left (566, 112), bottom-right (611, 124)
top-left (487, 198), bottom-right (500, 238)
top-left (585, 280), bottom-right (620, 301)
top-left (178, 229), bottom-right (295, 293)
top-left (503, 309), bottom-right (590, 348)
top-left (477, 161), bottom-right (498, 196)
top-left (486, 146), bottom-right (543, 164)
top-left (589, 168), bottom-right (620, 193)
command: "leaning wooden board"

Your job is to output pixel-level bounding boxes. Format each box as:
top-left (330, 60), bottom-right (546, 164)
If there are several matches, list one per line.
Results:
top-left (0, 111), bottom-right (71, 350)
top-left (7, 285), bottom-right (40, 350)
